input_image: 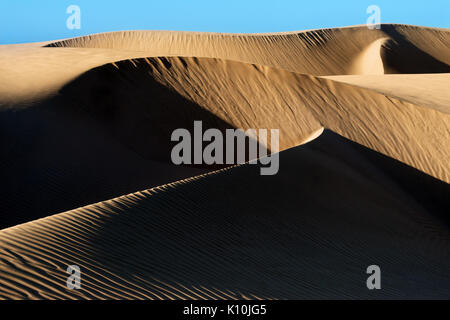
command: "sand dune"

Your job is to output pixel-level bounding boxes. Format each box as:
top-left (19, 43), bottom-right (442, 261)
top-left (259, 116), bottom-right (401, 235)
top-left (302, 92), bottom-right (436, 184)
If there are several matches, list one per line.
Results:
top-left (0, 131), bottom-right (448, 299)
top-left (1, 24), bottom-right (449, 106)
top-left (0, 24), bottom-right (449, 299)
top-left (2, 55), bottom-right (449, 229)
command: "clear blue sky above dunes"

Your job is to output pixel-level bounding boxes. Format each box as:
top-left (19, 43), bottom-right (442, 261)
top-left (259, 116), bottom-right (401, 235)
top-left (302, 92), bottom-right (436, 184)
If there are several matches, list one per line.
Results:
top-left (0, 0), bottom-right (449, 44)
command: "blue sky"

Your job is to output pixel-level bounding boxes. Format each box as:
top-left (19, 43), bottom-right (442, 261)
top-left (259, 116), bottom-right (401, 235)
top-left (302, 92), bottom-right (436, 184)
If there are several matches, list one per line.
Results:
top-left (0, 0), bottom-right (449, 44)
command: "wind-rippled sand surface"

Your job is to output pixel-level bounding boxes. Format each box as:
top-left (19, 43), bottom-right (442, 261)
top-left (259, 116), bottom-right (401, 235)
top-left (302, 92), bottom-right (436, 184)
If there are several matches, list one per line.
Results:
top-left (0, 24), bottom-right (449, 299)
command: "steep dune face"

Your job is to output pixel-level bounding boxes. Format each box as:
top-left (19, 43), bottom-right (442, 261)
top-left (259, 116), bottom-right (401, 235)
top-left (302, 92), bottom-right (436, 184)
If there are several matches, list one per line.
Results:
top-left (0, 131), bottom-right (448, 299)
top-left (349, 38), bottom-right (387, 75)
top-left (64, 57), bottom-right (449, 181)
top-left (46, 27), bottom-right (386, 75)
top-left (58, 57), bottom-right (321, 155)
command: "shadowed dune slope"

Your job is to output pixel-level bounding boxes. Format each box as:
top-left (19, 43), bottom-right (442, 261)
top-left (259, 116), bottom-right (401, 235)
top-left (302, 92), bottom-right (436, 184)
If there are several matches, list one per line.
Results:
top-left (0, 56), bottom-right (316, 228)
top-left (1, 56), bottom-right (449, 229)
top-left (0, 98), bottom-right (208, 228)
top-left (47, 24), bottom-right (450, 75)
top-left (62, 57), bottom-right (449, 182)
top-left (0, 131), bottom-right (448, 300)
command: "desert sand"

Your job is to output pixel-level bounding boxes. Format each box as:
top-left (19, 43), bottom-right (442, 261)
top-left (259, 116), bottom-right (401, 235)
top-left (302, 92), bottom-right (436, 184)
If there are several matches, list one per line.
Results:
top-left (0, 24), bottom-right (449, 299)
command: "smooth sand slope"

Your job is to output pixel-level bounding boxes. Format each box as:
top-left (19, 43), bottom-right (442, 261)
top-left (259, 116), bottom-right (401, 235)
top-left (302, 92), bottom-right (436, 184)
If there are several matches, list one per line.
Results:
top-left (0, 24), bottom-right (449, 299)
top-left (0, 131), bottom-right (448, 299)
top-left (324, 73), bottom-right (450, 114)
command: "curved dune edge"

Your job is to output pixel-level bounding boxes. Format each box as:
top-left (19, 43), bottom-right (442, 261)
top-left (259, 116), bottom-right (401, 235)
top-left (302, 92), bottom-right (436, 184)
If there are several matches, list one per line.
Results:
top-left (349, 38), bottom-right (387, 75)
top-left (0, 130), bottom-right (448, 299)
top-left (299, 127), bottom-right (325, 145)
top-left (70, 56), bottom-right (449, 182)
